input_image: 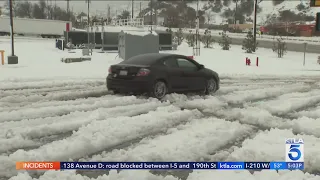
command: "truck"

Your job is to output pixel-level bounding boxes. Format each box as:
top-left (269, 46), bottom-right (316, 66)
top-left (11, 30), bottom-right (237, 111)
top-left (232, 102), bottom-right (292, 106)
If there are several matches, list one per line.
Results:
top-left (0, 16), bottom-right (72, 38)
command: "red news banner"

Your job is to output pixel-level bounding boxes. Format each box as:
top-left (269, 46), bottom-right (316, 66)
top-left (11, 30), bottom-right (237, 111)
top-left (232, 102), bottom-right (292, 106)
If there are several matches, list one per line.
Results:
top-left (16, 162), bottom-right (60, 170)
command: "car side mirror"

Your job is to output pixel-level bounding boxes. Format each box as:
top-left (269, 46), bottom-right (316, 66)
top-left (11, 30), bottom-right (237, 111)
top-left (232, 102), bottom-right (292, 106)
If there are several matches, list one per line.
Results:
top-left (199, 64), bottom-right (204, 69)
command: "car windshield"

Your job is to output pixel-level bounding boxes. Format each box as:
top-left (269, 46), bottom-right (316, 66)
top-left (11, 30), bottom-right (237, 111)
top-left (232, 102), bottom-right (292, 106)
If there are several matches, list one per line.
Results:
top-left (121, 54), bottom-right (160, 65)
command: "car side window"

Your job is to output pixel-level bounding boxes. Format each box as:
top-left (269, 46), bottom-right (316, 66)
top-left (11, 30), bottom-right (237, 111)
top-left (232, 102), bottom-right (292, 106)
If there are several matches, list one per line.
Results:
top-left (163, 58), bottom-right (178, 68)
top-left (176, 58), bottom-right (198, 70)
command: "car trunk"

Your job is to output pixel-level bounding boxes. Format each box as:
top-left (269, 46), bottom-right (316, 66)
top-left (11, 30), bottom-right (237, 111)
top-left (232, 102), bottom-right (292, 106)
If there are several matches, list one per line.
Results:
top-left (110, 64), bottom-right (148, 79)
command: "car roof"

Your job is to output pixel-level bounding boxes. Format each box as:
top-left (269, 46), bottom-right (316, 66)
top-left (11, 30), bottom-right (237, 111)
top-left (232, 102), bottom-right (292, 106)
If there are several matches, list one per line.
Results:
top-left (120, 53), bottom-right (181, 65)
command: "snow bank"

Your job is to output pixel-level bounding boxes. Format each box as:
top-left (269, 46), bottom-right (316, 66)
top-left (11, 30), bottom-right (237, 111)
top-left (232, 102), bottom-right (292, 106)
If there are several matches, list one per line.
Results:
top-left (122, 30), bottom-right (157, 36)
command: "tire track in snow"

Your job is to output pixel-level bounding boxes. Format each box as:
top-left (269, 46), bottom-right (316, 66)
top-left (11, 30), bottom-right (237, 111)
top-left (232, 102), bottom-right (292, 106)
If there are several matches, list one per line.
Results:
top-left (0, 94), bottom-right (122, 112)
top-left (0, 87), bottom-right (110, 111)
top-left (78, 118), bottom-right (254, 178)
top-left (201, 104), bottom-right (320, 138)
top-left (0, 106), bottom-right (202, 178)
top-left (0, 95), bottom-right (148, 123)
top-left (172, 86), bottom-right (320, 137)
top-left (220, 76), bottom-right (319, 85)
top-left (252, 90), bottom-right (320, 118)
top-left (85, 118), bottom-right (255, 161)
top-left (0, 87), bottom-right (111, 105)
top-left (219, 83), bottom-right (311, 105)
top-left (216, 83), bottom-right (297, 95)
top-left (0, 100), bottom-right (170, 155)
top-left (0, 84), bottom-right (105, 99)
top-left (0, 79), bottom-right (104, 91)
top-left (290, 104), bottom-right (320, 119)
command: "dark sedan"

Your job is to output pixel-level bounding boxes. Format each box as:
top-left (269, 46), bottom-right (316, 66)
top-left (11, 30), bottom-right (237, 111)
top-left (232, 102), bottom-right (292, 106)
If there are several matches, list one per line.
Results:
top-left (107, 53), bottom-right (220, 99)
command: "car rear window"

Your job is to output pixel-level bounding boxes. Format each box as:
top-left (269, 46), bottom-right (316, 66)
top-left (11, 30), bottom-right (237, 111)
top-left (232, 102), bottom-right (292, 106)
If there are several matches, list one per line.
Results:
top-left (121, 54), bottom-right (160, 65)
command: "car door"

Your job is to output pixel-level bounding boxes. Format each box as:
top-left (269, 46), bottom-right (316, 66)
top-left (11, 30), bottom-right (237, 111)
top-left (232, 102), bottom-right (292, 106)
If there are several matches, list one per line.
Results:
top-left (162, 57), bottom-right (185, 91)
top-left (176, 57), bottom-right (206, 91)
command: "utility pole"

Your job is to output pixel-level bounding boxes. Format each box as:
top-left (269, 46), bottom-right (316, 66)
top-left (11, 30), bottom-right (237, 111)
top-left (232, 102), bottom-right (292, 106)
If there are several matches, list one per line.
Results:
top-left (193, 0), bottom-right (200, 56)
top-left (150, 0), bottom-right (153, 32)
top-left (234, 0), bottom-right (238, 24)
top-left (253, 0), bottom-right (258, 52)
top-left (9, 0), bottom-right (14, 56)
top-left (86, 0), bottom-right (91, 54)
top-left (131, 0), bottom-right (134, 19)
top-left (8, 0), bottom-right (18, 64)
top-left (66, 0), bottom-right (70, 21)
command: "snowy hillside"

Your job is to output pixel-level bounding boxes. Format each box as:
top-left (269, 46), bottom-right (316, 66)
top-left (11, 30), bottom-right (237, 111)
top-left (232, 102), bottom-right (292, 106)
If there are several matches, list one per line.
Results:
top-left (187, 0), bottom-right (320, 24)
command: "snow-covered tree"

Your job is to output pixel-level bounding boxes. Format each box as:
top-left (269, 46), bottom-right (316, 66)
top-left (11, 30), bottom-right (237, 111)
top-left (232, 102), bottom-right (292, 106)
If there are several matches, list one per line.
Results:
top-left (219, 31), bottom-right (231, 50)
top-left (242, 30), bottom-right (258, 53)
top-left (201, 29), bottom-right (215, 48)
top-left (174, 28), bottom-right (184, 45)
top-left (272, 37), bottom-right (287, 58)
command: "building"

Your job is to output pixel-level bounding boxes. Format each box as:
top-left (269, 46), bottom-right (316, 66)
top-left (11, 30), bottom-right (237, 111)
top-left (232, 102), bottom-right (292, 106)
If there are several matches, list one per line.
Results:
top-left (260, 21), bottom-right (317, 37)
top-left (143, 12), bottom-right (166, 26)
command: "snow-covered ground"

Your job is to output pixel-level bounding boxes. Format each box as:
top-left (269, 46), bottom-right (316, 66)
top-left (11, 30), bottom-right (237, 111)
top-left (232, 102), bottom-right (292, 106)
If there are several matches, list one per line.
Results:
top-left (0, 37), bottom-right (320, 180)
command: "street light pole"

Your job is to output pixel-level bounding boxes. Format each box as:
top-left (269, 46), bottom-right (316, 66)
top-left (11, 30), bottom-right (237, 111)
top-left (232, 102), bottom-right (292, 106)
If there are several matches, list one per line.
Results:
top-left (150, 0), bottom-right (153, 32)
top-left (86, 0), bottom-right (90, 55)
top-left (9, 0), bottom-right (14, 56)
top-left (253, 0), bottom-right (258, 52)
top-left (131, 0), bottom-right (134, 20)
top-left (8, 0), bottom-right (18, 64)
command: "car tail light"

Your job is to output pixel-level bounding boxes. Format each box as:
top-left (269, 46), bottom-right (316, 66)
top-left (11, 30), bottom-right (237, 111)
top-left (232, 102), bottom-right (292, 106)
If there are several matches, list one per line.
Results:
top-left (108, 67), bottom-right (112, 74)
top-left (137, 68), bottom-right (150, 76)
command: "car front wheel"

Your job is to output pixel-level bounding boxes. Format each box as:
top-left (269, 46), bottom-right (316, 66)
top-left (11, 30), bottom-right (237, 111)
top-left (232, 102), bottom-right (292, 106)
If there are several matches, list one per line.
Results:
top-left (150, 80), bottom-right (167, 99)
top-left (204, 78), bottom-right (218, 95)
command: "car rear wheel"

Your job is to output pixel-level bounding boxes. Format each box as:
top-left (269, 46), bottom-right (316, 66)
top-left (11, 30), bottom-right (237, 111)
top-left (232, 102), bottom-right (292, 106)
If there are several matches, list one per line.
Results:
top-left (150, 80), bottom-right (167, 99)
top-left (204, 78), bottom-right (218, 95)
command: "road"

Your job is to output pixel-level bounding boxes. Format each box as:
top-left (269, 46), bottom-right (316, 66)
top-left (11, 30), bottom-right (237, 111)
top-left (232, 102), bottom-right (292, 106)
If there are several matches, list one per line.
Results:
top-left (0, 77), bottom-right (320, 179)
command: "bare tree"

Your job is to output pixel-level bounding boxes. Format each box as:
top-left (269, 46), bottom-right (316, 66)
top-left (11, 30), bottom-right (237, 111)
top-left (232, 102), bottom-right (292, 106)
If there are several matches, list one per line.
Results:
top-left (15, 1), bottom-right (33, 18)
top-left (32, 2), bottom-right (46, 19)
top-left (4, 0), bottom-right (17, 16)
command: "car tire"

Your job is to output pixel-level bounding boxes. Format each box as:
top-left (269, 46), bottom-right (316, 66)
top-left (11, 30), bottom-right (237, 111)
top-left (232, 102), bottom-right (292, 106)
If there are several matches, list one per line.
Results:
top-left (150, 80), bottom-right (168, 99)
top-left (204, 78), bottom-right (218, 95)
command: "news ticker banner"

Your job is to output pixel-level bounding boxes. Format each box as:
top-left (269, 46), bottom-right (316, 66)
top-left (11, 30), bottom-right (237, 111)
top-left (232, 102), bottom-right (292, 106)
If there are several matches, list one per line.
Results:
top-left (16, 162), bottom-right (304, 170)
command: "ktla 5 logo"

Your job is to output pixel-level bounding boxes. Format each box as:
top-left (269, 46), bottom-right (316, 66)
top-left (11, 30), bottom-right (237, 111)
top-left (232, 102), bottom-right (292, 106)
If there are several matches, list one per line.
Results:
top-left (285, 138), bottom-right (304, 162)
